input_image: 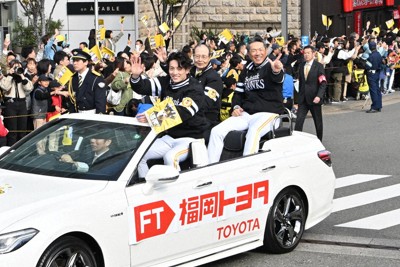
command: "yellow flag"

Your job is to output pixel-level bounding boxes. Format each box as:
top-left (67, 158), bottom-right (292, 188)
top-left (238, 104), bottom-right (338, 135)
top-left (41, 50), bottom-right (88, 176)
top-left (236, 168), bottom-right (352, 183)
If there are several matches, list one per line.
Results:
top-left (393, 28), bottom-right (399, 34)
top-left (386, 19), bottom-right (395, 29)
top-left (218, 29), bottom-right (233, 44)
top-left (99, 27), bottom-right (106, 40)
top-left (322, 14), bottom-right (328, 27)
top-left (328, 18), bottom-right (333, 28)
top-left (120, 16), bottom-right (125, 24)
top-left (372, 26), bottom-right (380, 35)
top-left (140, 15), bottom-right (148, 27)
top-left (173, 18), bottom-right (180, 28)
top-left (145, 98), bottom-right (182, 134)
top-left (154, 34), bottom-right (165, 48)
top-left (276, 37), bottom-right (285, 47)
top-left (57, 66), bottom-right (75, 86)
top-left (159, 22), bottom-right (170, 34)
top-left (211, 49), bottom-right (225, 59)
top-left (89, 45), bottom-right (102, 64)
top-left (101, 46), bottom-right (115, 60)
top-left (62, 127), bottom-right (73, 146)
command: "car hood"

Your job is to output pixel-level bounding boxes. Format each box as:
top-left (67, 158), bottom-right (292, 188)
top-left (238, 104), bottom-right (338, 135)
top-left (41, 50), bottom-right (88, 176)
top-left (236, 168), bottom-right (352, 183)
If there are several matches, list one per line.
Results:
top-left (0, 170), bottom-right (108, 232)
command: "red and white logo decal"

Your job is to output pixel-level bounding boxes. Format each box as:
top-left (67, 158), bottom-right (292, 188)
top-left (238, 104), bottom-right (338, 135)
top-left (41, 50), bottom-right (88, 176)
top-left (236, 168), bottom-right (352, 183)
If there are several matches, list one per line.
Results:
top-left (134, 200), bottom-right (175, 242)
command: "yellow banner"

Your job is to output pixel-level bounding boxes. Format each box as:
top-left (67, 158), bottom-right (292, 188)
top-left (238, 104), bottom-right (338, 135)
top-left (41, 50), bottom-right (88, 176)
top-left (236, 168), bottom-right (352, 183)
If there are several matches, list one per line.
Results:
top-left (101, 46), bottom-right (115, 60)
top-left (159, 22), bottom-right (170, 34)
top-left (57, 66), bottom-right (75, 86)
top-left (218, 29), bottom-right (233, 44)
top-left (154, 34), bottom-right (165, 48)
top-left (386, 19), bottom-right (395, 29)
top-left (173, 18), bottom-right (180, 28)
top-left (145, 98), bottom-right (182, 134)
top-left (89, 45), bottom-right (102, 64)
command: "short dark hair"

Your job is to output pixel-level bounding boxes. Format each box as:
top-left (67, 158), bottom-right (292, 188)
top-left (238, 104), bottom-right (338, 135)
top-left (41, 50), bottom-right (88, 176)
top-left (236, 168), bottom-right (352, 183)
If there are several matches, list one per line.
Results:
top-left (229, 55), bottom-right (242, 68)
top-left (21, 46), bottom-right (35, 59)
top-left (136, 39), bottom-right (143, 45)
top-left (167, 52), bottom-right (192, 70)
top-left (80, 42), bottom-right (88, 48)
top-left (105, 30), bottom-right (113, 39)
top-left (304, 45), bottom-right (315, 52)
top-left (54, 51), bottom-right (69, 65)
top-left (249, 35), bottom-right (266, 47)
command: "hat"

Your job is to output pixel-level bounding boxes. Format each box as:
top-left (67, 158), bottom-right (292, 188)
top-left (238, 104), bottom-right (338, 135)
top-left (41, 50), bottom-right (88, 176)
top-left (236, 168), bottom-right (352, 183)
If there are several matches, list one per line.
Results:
top-left (271, 43), bottom-right (281, 50)
top-left (38, 74), bottom-right (51, 82)
top-left (210, 58), bottom-right (221, 66)
top-left (49, 80), bottom-right (62, 88)
top-left (55, 35), bottom-right (65, 42)
top-left (369, 41), bottom-right (377, 50)
top-left (71, 49), bottom-right (91, 61)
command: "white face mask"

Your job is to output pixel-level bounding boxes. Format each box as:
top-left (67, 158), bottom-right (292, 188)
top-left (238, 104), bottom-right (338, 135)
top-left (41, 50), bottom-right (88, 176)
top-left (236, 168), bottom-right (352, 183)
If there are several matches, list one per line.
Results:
top-left (243, 49), bottom-right (248, 56)
top-left (135, 45), bottom-right (141, 52)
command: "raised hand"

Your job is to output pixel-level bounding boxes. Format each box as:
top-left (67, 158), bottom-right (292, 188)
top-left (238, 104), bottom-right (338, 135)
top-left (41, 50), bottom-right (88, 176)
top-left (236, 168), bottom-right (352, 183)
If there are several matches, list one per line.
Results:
top-left (130, 55), bottom-right (144, 79)
top-left (154, 47), bottom-right (168, 63)
top-left (267, 53), bottom-right (283, 73)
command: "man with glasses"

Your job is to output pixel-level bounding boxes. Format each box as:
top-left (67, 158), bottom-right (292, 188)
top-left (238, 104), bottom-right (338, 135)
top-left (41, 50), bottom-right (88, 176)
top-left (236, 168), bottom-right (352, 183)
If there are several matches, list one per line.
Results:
top-left (208, 36), bottom-right (285, 163)
top-left (190, 44), bottom-right (223, 126)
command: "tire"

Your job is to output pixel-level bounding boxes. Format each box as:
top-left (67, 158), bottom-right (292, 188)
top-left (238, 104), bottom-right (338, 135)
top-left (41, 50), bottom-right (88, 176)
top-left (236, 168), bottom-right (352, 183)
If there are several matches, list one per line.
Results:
top-left (262, 188), bottom-right (306, 253)
top-left (37, 236), bottom-right (98, 267)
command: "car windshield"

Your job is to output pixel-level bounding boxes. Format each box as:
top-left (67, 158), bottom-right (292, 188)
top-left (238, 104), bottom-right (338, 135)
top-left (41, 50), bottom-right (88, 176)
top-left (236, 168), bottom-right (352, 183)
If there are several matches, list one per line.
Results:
top-left (0, 119), bottom-right (151, 181)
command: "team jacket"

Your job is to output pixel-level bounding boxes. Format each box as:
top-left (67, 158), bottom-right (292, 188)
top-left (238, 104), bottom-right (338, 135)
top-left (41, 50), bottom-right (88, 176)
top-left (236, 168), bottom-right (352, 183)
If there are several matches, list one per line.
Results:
top-left (233, 57), bottom-right (285, 115)
top-left (69, 70), bottom-right (107, 114)
top-left (190, 63), bottom-right (223, 124)
top-left (130, 76), bottom-right (210, 139)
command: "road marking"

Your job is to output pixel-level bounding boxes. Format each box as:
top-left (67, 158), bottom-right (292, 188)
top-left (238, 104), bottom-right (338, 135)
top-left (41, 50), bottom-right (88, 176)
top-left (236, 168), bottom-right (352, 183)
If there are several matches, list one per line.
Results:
top-left (332, 184), bottom-right (400, 212)
top-left (335, 174), bottom-right (391, 189)
top-left (335, 209), bottom-right (400, 230)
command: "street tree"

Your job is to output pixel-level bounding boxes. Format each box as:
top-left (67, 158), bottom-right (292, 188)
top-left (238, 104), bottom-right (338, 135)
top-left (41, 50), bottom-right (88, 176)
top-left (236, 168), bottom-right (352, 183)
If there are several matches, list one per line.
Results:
top-left (17, 0), bottom-right (61, 46)
top-left (149, 0), bottom-right (200, 31)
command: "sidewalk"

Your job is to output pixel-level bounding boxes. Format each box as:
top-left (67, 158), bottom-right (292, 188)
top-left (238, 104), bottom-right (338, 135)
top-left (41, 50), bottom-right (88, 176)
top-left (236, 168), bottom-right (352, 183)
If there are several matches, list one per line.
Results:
top-left (322, 91), bottom-right (400, 115)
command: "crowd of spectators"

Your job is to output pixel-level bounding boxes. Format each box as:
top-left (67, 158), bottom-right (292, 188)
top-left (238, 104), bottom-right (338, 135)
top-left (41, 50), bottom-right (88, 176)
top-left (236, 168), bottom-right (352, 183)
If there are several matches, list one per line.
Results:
top-left (0, 23), bottom-right (397, 148)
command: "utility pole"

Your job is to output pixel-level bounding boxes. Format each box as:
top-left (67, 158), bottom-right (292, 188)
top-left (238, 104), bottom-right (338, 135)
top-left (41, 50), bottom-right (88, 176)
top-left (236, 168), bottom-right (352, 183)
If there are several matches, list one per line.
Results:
top-left (281, 0), bottom-right (288, 41)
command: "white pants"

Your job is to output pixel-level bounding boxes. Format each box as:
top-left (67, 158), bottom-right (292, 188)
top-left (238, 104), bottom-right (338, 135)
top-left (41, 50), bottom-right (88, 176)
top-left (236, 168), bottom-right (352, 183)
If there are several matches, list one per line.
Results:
top-left (138, 135), bottom-right (195, 178)
top-left (208, 112), bottom-right (279, 164)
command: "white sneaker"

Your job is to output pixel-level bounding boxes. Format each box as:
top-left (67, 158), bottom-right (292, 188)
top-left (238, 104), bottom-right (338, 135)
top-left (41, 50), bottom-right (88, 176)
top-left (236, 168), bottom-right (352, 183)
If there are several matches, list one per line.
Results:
top-left (387, 89), bottom-right (395, 93)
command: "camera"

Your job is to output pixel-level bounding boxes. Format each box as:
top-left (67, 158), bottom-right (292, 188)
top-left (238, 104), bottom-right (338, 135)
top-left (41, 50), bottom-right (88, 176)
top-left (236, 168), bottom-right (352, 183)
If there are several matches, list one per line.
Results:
top-left (14, 67), bottom-right (24, 75)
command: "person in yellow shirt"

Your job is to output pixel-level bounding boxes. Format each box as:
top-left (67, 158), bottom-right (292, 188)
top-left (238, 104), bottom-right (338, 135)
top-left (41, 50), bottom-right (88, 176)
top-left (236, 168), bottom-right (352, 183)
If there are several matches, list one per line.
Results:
top-left (226, 55), bottom-right (246, 81)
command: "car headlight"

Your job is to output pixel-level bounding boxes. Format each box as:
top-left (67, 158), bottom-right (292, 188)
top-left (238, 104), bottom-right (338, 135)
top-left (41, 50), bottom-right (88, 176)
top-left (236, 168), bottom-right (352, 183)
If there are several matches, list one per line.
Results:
top-left (0, 228), bottom-right (38, 254)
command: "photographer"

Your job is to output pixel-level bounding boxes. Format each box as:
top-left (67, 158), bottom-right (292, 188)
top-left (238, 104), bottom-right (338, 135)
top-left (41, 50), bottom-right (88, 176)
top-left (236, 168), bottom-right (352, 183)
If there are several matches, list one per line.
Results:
top-left (0, 59), bottom-right (33, 145)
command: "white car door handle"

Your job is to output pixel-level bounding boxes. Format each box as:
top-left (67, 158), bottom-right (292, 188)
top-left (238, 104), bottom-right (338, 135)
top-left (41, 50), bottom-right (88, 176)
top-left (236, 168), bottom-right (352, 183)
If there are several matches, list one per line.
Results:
top-left (261, 165), bottom-right (276, 172)
top-left (195, 181), bottom-right (213, 189)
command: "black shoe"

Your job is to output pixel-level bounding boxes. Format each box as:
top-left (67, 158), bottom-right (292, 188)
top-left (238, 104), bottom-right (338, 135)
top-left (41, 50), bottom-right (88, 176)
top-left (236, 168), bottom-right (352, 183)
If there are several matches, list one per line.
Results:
top-left (366, 109), bottom-right (379, 113)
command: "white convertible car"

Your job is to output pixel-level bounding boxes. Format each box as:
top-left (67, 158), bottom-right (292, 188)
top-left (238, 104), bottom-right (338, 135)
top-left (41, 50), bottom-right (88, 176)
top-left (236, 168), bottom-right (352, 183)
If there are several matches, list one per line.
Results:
top-left (0, 113), bottom-right (335, 267)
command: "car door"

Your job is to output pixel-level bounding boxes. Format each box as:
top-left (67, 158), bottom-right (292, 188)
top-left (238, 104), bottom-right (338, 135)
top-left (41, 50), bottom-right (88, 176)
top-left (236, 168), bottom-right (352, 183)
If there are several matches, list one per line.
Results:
top-left (125, 149), bottom-right (277, 266)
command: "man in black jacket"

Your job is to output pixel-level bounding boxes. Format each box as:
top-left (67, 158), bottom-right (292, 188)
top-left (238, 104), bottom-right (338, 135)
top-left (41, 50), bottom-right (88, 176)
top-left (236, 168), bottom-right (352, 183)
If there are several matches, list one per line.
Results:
top-left (208, 36), bottom-right (285, 163)
top-left (190, 44), bottom-right (223, 126)
top-left (294, 45), bottom-right (327, 141)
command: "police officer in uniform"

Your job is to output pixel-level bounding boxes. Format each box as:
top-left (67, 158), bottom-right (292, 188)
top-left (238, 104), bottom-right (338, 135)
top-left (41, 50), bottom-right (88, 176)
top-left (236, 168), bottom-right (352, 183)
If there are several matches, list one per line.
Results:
top-left (365, 41), bottom-right (382, 113)
top-left (68, 49), bottom-right (106, 114)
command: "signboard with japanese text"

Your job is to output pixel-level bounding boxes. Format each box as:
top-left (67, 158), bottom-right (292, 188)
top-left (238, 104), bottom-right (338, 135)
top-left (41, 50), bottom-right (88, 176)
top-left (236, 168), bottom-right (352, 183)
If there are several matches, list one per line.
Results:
top-left (353, 0), bottom-right (383, 10)
top-left (128, 179), bottom-right (269, 244)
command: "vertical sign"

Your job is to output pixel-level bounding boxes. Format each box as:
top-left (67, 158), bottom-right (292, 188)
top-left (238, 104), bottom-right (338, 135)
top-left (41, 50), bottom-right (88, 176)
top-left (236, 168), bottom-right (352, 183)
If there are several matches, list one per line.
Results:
top-left (354, 11), bottom-right (362, 36)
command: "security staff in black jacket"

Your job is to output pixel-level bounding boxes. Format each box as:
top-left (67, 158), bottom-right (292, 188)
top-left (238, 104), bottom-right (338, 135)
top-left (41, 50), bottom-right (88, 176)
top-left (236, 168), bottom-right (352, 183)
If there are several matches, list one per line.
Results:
top-left (208, 36), bottom-right (285, 163)
top-left (294, 45), bottom-right (327, 141)
top-left (68, 49), bottom-right (107, 114)
top-left (130, 52), bottom-right (210, 177)
top-left (365, 41), bottom-right (382, 113)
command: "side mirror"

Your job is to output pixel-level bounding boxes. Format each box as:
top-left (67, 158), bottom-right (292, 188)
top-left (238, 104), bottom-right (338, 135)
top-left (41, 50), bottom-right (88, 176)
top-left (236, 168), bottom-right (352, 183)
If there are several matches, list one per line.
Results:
top-left (142, 165), bottom-right (179, 195)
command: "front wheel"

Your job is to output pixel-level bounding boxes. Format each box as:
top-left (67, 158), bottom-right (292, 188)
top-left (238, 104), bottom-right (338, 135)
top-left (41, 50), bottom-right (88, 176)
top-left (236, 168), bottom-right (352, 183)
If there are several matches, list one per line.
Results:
top-left (37, 236), bottom-right (98, 267)
top-left (262, 188), bottom-right (306, 253)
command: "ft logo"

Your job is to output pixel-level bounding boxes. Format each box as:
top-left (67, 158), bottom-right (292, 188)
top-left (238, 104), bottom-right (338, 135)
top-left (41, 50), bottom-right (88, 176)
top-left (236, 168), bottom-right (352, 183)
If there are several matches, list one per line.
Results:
top-left (134, 201), bottom-right (175, 242)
